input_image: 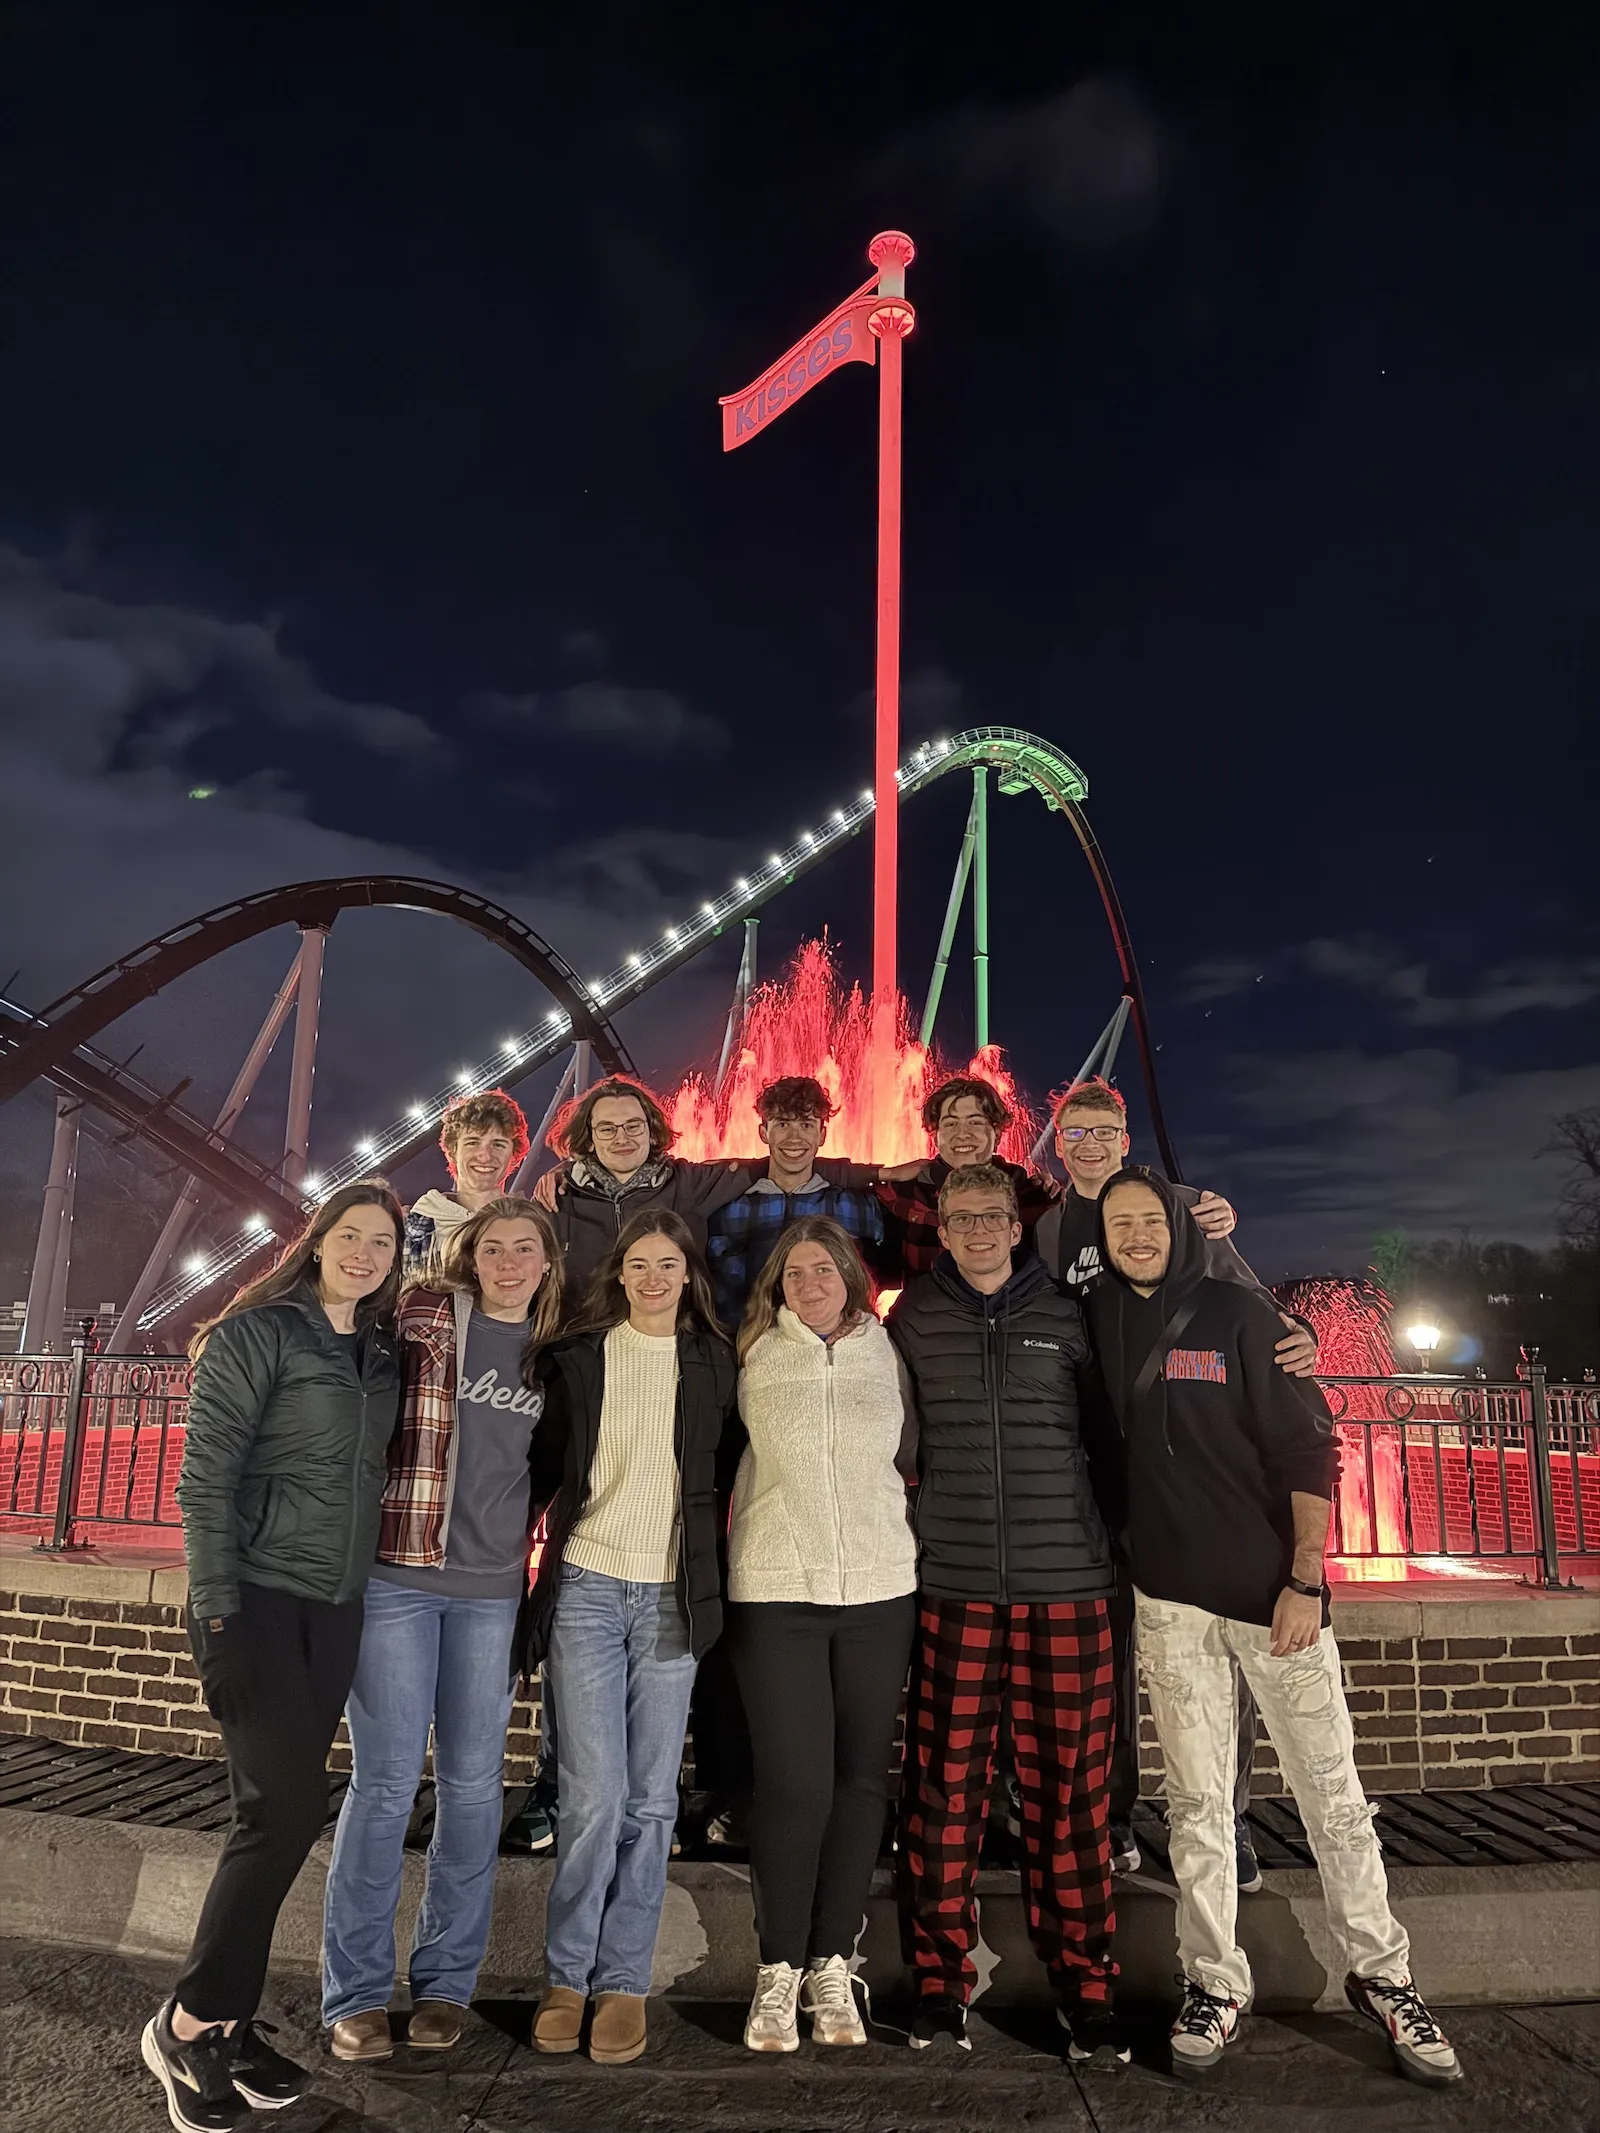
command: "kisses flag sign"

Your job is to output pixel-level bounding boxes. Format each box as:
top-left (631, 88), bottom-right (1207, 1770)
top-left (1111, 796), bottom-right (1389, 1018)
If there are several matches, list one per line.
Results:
top-left (718, 272), bottom-right (881, 452)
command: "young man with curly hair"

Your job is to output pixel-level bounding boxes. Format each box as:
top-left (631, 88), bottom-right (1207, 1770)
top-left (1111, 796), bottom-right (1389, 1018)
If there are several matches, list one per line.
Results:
top-left (404, 1090), bottom-right (531, 1277)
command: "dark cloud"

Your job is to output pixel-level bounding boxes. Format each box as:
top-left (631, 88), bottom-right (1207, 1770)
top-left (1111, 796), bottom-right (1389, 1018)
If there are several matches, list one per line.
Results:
top-left (1195, 1048), bottom-right (1600, 1279)
top-left (1183, 936), bottom-right (1600, 1027)
top-left (471, 683), bottom-right (729, 757)
top-left (880, 78), bottom-right (1168, 252)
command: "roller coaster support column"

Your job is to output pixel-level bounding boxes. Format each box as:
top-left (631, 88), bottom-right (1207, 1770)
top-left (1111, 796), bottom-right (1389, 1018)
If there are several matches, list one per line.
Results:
top-left (110, 948), bottom-right (304, 1348)
top-left (22, 1094), bottom-right (81, 1352)
top-left (513, 1049), bottom-right (580, 1192)
top-left (716, 919), bottom-right (760, 1092)
top-left (283, 925), bottom-right (328, 1187)
top-left (867, 233), bottom-right (915, 1013)
top-left (972, 767), bottom-right (990, 1050)
top-left (1031, 996), bottom-right (1133, 1167)
top-left (919, 788), bottom-right (978, 1047)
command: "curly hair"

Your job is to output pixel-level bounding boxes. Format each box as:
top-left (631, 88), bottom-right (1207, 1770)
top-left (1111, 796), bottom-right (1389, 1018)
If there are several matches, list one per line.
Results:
top-left (550, 1075), bottom-right (675, 1162)
top-left (439, 1090), bottom-right (531, 1177)
top-left (921, 1073), bottom-right (1012, 1136)
top-left (756, 1075), bottom-right (838, 1124)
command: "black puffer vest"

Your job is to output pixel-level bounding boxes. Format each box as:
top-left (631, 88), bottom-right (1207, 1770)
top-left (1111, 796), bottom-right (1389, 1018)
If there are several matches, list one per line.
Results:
top-left (888, 1255), bottom-right (1113, 1605)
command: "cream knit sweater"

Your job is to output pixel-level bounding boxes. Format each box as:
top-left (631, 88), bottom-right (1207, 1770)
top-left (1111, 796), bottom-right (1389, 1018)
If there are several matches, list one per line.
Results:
top-left (565, 1322), bottom-right (682, 1583)
top-left (729, 1308), bottom-right (917, 1607)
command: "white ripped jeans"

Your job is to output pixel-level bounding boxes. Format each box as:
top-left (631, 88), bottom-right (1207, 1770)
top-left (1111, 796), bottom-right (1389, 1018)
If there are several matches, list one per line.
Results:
top-left (1135, 1590), bottom-right (1410, 2004)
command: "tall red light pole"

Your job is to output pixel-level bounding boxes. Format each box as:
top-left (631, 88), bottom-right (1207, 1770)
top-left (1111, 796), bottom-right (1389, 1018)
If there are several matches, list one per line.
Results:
top-left (719, 231), bottom-right (916, 1013)
top-left (866, 232), bottom-right (915, 1011)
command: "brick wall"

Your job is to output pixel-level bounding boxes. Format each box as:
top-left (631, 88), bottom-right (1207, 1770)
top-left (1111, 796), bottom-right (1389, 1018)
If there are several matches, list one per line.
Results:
top-left (2, 1559), bottom-right (1596, 1797)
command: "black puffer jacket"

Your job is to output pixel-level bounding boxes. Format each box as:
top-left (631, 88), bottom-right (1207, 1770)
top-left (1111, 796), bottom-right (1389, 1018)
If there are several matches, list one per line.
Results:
top-left (888, 1254), bottom-right (1113, 1604)
top-left (177, 1284), bottom-right (402, 1623)
top-left (519, 1323), bottom-right (739, 1671)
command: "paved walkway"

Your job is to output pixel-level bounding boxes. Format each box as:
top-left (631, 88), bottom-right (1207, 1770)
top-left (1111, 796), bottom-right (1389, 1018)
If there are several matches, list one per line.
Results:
top-left (4, 1940), bottom-right (1595, 2133)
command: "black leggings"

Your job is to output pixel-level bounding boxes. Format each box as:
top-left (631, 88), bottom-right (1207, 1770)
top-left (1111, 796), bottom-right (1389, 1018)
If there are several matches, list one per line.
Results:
top-left (727, 1595), bottom-right (915, 1968)
top-left (176, 1581), bottom-right (363, 2022)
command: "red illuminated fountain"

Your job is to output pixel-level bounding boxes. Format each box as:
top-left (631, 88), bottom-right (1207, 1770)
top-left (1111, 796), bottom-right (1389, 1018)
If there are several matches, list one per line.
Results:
top-left (1278, 1275), bottom-right (1416, 1580)
top-left (668, 937), bottom-right (1039, 1165)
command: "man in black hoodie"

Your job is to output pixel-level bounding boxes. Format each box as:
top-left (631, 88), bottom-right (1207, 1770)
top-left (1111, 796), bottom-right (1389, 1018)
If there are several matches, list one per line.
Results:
top-left (1085, 1169), bottom-right (1461, 2090)
top-left (889, 1162), bottom-right (1124, 2068)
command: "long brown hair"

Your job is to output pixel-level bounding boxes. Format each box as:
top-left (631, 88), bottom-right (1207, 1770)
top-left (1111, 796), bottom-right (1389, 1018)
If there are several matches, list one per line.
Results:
top-left (432, 1194), bottom-right (565, 1369)
top-left (550, 1074), bottom-right (675, 1162)
top-left (189, 1180), bottom-right (406, 1359)
top-left (569, 1208), bottom-right (727, 1342)
top-left (737, 1215), bottom-right (875, 1363)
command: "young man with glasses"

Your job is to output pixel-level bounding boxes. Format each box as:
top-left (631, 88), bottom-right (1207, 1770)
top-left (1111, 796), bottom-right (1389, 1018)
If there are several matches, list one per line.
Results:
top-left (1036, 1076), bottom-right (1318, 1890)
top-left (534, 1076), bottom-right (751, 1301)
top-left (888, 1162), bottom-right (1126, 2067)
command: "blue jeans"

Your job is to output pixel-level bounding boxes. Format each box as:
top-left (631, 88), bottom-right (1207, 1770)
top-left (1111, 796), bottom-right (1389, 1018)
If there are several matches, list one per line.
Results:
top-left (322, 1580), bottom-right (519, 2022)
top-left (544, 1566), bottom-right (698, 1998)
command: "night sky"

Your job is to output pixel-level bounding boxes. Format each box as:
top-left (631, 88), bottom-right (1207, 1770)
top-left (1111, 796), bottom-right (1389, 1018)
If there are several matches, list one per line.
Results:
top-left (2, 1), bottom-right (1596, 1290)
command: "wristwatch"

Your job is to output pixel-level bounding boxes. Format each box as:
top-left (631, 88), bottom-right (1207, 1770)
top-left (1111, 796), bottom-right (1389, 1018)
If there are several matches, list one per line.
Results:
top-left (1286, 1574), bottom-right (1325, 1599)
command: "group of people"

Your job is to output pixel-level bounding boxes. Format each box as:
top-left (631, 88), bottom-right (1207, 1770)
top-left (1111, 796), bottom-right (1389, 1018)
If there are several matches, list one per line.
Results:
top-left (139, 1065), bottom-right (1463, 2133)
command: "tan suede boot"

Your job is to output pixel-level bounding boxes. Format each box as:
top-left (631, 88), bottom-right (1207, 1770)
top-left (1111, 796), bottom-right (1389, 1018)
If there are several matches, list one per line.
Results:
top-left (330, 2009), bottom-right (393, 2061)
top-left (589, 1992), bottom-right (648, 2064)
top-left (533, 1986), bottom-right (586, 2055)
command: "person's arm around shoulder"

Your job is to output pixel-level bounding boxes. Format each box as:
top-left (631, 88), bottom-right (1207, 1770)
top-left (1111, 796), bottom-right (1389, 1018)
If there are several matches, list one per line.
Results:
top-left (669, 1158), bottom-right (754, 1221)
top-left (1235, 1301), bottom-right (1339, 1653)
top-left (176, 1309), bottom-right (284, 1628)
top-left (530, 1159), bottom-right (572, 1213)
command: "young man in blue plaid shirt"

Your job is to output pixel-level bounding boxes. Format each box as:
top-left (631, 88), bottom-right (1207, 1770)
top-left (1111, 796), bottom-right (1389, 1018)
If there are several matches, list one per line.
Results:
top-left (704, 1076), bottom-right (888, 1330)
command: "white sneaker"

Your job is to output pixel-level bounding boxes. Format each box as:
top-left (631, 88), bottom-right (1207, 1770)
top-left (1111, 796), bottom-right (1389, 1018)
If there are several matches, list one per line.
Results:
top-left (1344, 1973), bottom-right (1463, 2086)
top-left (744, 1962), bottom-right (802, 2053)
top-left (1169, 1977), bottom-right (1242, 2074)
top-left (801, 1955), bottom-right (867, 2047)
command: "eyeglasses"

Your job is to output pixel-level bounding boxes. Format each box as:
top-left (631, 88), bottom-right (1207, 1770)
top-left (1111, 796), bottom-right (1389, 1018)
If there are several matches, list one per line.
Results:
top-left (1058, 1124), bottom-right (1124, 1144)
top-left (943, 1209), bottom-right (1014, 1234)
top-left (593, 1121), bottom-right (648, 1141)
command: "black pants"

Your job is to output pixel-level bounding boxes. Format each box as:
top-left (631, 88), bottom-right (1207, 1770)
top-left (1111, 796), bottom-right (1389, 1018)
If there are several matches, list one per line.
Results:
top-left (688, 1632), bottom-right (753, 1803)
top-left (176, 1581), bottom-right (363, 2022)
top-left (727, 1594), bottom-right (915, 1968)
top-left (1107, 1576), bottom-right (1257, 1827)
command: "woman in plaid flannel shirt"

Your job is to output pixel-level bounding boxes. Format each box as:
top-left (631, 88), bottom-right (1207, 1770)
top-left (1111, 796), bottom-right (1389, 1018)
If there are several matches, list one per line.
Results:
top-left (321, 1195), bottom-right (562, 2063)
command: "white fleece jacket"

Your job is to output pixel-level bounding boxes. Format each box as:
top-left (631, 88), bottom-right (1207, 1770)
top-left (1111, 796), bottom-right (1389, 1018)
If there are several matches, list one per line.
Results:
top-left (728, 1307), bottom-right (917, 1607)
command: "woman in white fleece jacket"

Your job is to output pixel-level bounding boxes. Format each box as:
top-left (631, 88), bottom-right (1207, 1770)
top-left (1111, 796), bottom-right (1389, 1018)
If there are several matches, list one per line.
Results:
top-left (726, 1216), bottom-right (918, 2056)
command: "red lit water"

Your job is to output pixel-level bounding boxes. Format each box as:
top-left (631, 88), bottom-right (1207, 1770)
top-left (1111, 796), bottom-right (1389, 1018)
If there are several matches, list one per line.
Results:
top-left (1279, 1275), bottom-right (1418, 1578)
top-left (668, 937), bottom-right (1039, 1165)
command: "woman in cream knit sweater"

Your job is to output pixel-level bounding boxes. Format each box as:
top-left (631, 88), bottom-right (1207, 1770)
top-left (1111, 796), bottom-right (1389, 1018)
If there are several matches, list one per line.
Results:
top-left (726, 1216), bottom-right (918, 2055)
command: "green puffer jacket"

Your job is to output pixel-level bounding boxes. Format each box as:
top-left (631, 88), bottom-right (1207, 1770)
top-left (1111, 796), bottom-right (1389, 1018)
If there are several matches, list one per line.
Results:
top-left (177, 1284), bottom-right (402, 1624)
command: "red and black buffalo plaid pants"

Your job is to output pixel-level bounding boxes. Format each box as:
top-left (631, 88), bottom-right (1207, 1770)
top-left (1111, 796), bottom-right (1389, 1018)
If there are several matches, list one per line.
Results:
top-left (900, 1596), bottom-right (1116, 2005)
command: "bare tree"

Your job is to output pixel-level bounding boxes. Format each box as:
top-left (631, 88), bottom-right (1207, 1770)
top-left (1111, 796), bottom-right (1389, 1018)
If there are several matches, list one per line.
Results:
top-left (1547, 1108), bottom-right (1600, 1249)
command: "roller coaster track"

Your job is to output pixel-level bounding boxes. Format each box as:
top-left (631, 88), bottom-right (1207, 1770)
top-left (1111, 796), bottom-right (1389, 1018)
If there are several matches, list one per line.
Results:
top-left (3, 726), bottom-right (1167, 1331)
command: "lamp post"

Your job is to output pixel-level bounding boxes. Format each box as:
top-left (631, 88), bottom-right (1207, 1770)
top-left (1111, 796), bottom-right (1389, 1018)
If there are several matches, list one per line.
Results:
top-left (1407, 1322), bottom-right (1441, 1374)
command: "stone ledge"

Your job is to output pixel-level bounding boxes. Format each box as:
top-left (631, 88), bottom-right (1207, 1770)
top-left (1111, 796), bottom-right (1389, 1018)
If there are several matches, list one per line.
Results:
top-left (1331, 1586), bottom-right (1600, 1639)
top-left (1, 1807), bottom-right (1593, 2012)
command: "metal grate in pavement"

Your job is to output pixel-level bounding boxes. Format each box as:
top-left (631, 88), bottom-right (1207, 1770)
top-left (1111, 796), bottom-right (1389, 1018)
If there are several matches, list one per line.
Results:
top-left (6, 1729), bottom-right (1599, 1869)
top-left (1131, 1780), bottom-right (1600, 1872)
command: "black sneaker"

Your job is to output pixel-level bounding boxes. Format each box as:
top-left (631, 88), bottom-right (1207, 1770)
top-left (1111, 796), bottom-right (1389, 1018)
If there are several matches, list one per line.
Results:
top-left (502, 1792), bottom-right (557, 1855)
top-left (140, 2003), bottom-right (250, 2133)
top-left (1109, 1820), bottom-right (1142, 1874)
top-left (226, 2019), bottom-right (309, 2110)
top-left (909, 1994), bottom-right (970, 2051)
top-left (1236, 1823), bottom-right (1264, 1894)
top-left (1057, 2001), bottom-right (1131, 2067)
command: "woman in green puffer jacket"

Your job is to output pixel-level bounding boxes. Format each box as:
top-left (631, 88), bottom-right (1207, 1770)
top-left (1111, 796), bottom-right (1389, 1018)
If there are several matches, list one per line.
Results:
top-left (140, 1180), bottom-right (405, 2133)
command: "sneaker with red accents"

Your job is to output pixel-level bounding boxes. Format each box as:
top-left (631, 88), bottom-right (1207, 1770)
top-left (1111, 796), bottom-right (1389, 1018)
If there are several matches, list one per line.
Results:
top-left (1344, 1973), bottom-right (1462, 2086)
top-left (1169, 1977), bottom-right (1242, 2074)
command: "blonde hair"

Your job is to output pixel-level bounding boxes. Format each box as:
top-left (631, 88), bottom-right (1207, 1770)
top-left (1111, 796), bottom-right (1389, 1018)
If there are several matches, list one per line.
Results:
top-left (737, 1215), bottom-right (874, 1363)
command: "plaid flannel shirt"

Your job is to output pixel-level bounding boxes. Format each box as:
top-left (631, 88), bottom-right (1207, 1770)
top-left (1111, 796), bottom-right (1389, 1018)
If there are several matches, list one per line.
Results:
top-left (874, 1156), bottom-right (1060, 1279)
top-left (705, 1177), bottom-right (888, 1328)
top-left (377, 1288), bottom-right (463, 1567)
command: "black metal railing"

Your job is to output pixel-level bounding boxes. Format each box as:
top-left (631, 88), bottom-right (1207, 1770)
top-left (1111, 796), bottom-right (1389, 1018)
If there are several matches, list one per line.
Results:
top-left (1319, 1353), bottom-right (1596, 1586)
top-left (1, 1322), bottom-right (190, 1549)
top-left (4, 1332), bottom-right (1595, 1580)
